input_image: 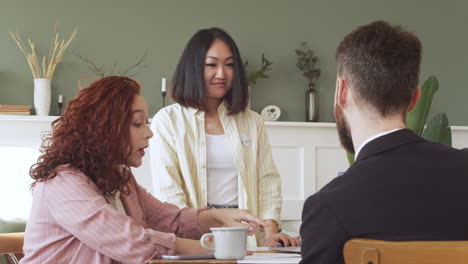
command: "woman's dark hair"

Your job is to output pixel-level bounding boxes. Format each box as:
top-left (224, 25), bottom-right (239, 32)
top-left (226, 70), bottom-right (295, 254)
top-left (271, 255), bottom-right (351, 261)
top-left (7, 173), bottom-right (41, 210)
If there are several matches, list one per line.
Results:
top-left (170, 27), bottom-right (249, 115)
top-left (29, 76), bottom-right (141, 196)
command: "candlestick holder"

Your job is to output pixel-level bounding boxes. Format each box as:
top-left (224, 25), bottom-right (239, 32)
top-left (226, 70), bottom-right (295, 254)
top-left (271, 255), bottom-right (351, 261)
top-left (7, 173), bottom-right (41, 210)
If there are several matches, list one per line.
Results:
top-left (58, 102), bottom-right (63, 115)
top-left (162, 91), bottom-right (166, 107)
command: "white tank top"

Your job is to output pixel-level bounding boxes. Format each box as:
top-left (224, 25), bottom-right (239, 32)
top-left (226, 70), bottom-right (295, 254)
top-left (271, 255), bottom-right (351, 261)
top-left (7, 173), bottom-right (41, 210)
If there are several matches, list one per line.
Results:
top-left (206, 134), bottom-right (238, 206)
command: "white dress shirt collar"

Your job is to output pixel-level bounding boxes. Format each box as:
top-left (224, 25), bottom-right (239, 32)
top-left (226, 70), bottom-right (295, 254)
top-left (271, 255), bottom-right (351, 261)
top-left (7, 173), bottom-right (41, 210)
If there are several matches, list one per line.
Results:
top-left (354, 128), bottom-right (404, 159)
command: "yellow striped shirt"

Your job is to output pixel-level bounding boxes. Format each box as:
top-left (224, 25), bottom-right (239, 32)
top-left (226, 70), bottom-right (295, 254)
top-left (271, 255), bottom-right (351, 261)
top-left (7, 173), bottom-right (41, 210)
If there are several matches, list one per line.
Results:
top-left (149, 102), bottom-right (282, 230)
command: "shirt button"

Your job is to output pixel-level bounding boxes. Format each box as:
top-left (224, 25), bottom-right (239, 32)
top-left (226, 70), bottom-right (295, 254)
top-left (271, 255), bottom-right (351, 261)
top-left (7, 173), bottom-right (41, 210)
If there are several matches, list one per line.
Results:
top-left (146, 236), bottom-right (152, 241)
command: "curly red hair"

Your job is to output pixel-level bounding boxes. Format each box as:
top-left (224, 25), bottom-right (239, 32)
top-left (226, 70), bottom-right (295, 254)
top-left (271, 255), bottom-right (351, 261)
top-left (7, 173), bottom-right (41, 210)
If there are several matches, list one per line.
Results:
top-left (30, 76), bottom-right (141, 196)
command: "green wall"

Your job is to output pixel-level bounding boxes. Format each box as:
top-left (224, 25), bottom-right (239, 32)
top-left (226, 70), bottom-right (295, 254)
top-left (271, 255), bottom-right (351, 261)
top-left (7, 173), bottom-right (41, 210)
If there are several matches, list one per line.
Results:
top-left (1, 0), bottom-right (467, 125)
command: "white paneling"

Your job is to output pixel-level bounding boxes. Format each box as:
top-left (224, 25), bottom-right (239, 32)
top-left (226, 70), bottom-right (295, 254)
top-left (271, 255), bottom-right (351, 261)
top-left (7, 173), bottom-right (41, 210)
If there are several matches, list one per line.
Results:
top-left (0, 117), bottom-right (54, 220)
top-left (265, 123), bottom-right (349, 225)
top-left (0, 146), bottom-right (35, 219)
top-left (132, 151), bottom-right (153, 193)
top-left (316, 147), bottom-right (349, 190)
top-left (452, 126), bottom-right (468, 149)
top-left (281, 200), bottom-right (304, 220)
top-left (281, 221), bottom-right (302, 236)
top-left (272, 147), bottom-right (304, 200)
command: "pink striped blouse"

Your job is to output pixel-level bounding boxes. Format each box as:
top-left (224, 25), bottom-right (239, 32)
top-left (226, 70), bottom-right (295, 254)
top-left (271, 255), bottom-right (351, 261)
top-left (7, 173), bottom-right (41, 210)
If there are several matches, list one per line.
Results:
top-left (20, 165), bottom-right (205, 264)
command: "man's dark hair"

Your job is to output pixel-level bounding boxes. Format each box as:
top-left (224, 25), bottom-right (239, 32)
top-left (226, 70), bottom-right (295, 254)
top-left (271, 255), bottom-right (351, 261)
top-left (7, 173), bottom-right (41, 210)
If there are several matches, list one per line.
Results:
top-left (170, 27), bottom-right (248, 115)
top-left (336, 20), bottom-right (422, 116)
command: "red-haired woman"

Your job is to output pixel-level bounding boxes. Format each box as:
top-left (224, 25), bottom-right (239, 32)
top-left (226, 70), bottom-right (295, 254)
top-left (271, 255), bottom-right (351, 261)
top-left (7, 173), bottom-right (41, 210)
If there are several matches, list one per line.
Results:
top-left (20, 76), bottom-right (265, 264)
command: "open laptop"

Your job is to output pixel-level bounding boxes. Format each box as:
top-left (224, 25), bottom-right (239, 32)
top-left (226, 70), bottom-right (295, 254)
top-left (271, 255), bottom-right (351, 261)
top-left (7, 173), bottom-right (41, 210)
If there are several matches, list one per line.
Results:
top-left (267, 246), bottom-right (301, 253)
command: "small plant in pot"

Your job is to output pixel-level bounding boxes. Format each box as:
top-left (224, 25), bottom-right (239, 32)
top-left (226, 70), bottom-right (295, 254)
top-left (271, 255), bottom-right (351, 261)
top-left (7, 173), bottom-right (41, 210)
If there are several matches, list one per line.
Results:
top-left (244, 53), bottom-right (273, 85)
top-left (243, 54), bottom-right (273, 108)
top-left (295, 42), bottom-right (321, 122)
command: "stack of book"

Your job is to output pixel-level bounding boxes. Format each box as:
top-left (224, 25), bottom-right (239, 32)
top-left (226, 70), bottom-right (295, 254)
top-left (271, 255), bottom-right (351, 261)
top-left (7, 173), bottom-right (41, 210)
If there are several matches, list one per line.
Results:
top-left (0, 105), bottom-right (31, 115)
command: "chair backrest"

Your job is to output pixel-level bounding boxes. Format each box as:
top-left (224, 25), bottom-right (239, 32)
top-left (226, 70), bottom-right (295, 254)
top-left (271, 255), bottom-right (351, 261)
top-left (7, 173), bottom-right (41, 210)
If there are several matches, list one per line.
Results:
top-left (0, 232), bottom-right (24, 264)
top-left (0, 233), bottom-right (24, 255)
top-left (0, 219), bottom-right (26, 264)
top-left (343, 238), bottom-right (468, 264)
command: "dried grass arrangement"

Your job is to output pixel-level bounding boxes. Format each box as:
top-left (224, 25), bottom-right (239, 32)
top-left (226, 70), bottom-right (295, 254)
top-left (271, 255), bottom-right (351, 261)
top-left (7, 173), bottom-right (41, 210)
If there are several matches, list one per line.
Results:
top-left (10, 26), bottom-right (77, 79)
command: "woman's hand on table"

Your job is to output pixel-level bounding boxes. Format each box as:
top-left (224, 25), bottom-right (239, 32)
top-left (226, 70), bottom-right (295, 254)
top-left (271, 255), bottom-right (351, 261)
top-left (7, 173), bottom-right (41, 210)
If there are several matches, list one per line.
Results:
top-left (265, 232), bottom-right (301, 247)
top-left (198, 208), bottom-right (267, 235)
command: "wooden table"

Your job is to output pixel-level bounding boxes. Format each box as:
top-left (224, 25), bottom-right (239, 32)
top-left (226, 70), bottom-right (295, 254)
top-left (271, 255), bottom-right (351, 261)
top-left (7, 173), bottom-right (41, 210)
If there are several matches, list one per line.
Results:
top-left (150, 251), bottom-right (279, 264)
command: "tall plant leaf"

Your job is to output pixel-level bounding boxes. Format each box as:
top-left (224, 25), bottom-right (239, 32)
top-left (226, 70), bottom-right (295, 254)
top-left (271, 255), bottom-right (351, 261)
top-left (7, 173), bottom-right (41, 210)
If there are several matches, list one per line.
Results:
top-left (346, 151), bottom-right (355, 166)
top-left (421, 113), bottom-right (452, 146)
top-left (406, 76), bottom-right (439, 135)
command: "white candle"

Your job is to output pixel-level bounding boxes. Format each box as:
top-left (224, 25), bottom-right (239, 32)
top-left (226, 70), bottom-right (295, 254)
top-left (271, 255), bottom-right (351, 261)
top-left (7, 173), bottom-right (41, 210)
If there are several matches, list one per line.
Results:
top-left (58, 95), bottom-right (63, 103)
top-left (162, 78), bottom-right (166, 93)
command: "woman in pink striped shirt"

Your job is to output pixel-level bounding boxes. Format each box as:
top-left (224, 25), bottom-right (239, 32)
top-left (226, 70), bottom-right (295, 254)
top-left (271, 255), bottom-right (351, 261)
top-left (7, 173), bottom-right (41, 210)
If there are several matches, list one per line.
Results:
top-left (20, 76), bottom-right (265, 264)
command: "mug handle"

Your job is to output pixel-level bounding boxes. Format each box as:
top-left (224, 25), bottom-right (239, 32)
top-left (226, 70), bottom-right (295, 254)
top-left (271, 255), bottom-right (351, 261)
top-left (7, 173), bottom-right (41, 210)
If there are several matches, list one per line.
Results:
top-left (200, 233), bottom-right (215, 251)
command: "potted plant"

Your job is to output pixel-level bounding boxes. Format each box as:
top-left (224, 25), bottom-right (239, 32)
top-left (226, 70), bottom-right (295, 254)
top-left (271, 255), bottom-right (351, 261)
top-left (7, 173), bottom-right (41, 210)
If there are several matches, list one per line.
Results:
top-left (295, 42), bottom-right (321, 122)
top-left (406, 76), bottom-right (451, 146)
top-left (10, 26), bottom-right (77, 116)
top-left (243, 54), bottom-right (273, 108)
top-left (243, 54), bottom-right (273, 85)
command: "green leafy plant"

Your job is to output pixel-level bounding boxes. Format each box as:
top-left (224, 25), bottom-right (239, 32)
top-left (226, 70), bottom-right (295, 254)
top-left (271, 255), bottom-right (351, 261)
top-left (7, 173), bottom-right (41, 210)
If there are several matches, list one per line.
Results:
top-left (421, 112), bottom-right (451, 146)
top-left (243, 54), bottom-right (273, 85)
top-left (346, 76), bottom-right (452, 165)
top-left (406, 76), bottom-right (452, 146)
top-left (295, 41), bottom-right (321, 87)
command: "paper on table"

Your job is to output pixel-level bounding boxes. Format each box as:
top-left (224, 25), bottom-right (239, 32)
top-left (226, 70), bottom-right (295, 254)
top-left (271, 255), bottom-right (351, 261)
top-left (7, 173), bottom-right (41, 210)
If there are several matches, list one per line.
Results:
top-left (238, 253), bottom-right (301, 264)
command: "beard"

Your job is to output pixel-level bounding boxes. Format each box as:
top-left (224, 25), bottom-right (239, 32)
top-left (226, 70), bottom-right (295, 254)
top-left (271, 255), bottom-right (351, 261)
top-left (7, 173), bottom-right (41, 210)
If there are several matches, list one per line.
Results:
top-left (334, 104), bottom-right (355, 153)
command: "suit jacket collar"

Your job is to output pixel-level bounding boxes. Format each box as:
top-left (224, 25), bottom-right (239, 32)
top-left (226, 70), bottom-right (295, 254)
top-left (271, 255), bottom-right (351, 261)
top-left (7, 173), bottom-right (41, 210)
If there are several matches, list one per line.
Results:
top-left (355, 128), bottom-right (424, 162)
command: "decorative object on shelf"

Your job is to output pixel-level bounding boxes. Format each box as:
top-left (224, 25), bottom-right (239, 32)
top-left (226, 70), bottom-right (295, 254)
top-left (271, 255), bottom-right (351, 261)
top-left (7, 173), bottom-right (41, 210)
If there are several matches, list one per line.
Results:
top-left (295, 42), bottom-right (321, 122)
top-left (58, 95), bottom-right (63, 115)
top-left (72, 49), bottom-right (147, 78)
top-left (0, 105), bottom-right (31, 115)
top-left (161, 77), bottom-right (167, 107)
top-left (261, 105), bottom-right (281, 121)
top-left (33, 78), bottom-right (51, 116)
top-left (10, 26), bottom-right (77, 116)
top-left (244, 54), bottom-right (273, 85)
top-left (243, 54), bottom-right (273, 109)
top-left (73, 49), bottom-right (147, 91)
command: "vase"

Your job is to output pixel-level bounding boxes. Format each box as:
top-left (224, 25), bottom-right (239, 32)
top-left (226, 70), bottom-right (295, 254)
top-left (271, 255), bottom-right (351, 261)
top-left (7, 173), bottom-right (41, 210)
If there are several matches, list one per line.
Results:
top-left (306, 84), bottom-right (319, 122)
top-left (34, 78), bottom-right (51, 116)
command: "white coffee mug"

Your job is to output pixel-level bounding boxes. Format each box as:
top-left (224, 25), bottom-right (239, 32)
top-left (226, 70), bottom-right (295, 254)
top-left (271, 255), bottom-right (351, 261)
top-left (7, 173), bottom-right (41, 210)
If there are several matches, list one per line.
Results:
top-left (200, 227), bottom-right (248, 260)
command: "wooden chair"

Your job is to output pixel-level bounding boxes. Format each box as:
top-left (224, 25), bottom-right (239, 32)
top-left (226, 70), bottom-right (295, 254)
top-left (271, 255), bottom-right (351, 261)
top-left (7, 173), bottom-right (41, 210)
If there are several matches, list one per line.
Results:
top-left (343, 238), bottom-right (468, 264)
top-left (0, 232), bottom-right (24, 264)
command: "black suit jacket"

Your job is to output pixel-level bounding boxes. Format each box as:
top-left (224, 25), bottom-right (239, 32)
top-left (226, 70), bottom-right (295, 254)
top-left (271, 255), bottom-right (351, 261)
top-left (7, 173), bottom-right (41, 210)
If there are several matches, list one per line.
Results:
top-left (300, 129), bottom-right (468, 264)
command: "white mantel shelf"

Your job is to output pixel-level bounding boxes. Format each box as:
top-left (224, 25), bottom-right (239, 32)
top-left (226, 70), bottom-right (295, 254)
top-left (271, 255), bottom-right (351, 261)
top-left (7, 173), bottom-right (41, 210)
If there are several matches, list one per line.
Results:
top-left (0, 115), bottom-right (337, 127)
top-left (0, 115), bottom-right (59, 122)
top-left (2, 115), bottom-right (467, 131)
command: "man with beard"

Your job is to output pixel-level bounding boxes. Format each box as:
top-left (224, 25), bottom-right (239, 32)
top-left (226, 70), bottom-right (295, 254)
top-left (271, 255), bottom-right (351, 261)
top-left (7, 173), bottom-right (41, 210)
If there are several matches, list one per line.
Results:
top-left (299, 21), bottom-right (468, 264)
